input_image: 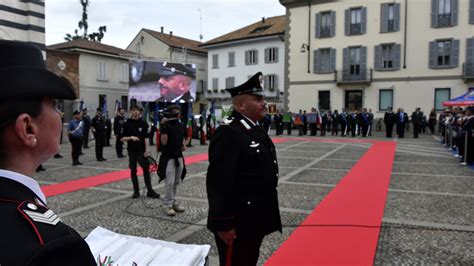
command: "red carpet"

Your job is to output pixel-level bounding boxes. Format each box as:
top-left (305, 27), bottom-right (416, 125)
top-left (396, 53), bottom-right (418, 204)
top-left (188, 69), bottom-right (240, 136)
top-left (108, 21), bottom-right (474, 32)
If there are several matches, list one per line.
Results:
top-left (41, 153), bottom-right (209, 197)
top-left (266, 141), bottom-right (396, 265)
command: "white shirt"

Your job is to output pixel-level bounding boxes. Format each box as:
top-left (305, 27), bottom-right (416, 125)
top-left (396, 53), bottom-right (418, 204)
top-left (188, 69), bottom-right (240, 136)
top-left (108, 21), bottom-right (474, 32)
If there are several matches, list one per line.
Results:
top-left (242, 114), bottom-right (259, 126)
top-left (0, 169), bottom-right (47, 204)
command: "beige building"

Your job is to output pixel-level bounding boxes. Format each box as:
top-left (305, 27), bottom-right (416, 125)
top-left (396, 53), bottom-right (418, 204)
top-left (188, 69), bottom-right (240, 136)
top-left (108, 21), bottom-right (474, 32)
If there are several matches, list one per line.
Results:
top-left (126, 28), bottom-right (208, 109)
top-left (280, 0), bottom-right (474, 116)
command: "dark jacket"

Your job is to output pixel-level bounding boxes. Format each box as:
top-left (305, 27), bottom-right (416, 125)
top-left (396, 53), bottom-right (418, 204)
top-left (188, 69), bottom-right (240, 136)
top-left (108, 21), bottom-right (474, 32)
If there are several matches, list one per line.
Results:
top-left (0, 177), bottom-right (96, 266)
top-left (412, 111), bottom-right (424, 125)
top-left (158, 121), bottom-right (187, 183)
top-left (206, 111), bottom-right (282, 237)
top-left (113, 115), bottom-right (126, 136)
top-left (91, 115), bottom-right (106, 136)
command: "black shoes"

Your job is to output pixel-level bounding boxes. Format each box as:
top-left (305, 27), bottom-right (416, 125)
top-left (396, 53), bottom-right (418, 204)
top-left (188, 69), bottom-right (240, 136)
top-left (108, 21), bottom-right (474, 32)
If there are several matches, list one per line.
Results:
top-left (97, 158), bottom-right (107, 161)
top-left (147, 190), bottom-right (160, 199)
top-left (118, 155), bottom-right (125, 158)
top-left (72, 161), bottom-right (83, 166)
top-left (54, 154), bottom-right (63, 158)
top-left (132, 191), bottom-right (140, 198)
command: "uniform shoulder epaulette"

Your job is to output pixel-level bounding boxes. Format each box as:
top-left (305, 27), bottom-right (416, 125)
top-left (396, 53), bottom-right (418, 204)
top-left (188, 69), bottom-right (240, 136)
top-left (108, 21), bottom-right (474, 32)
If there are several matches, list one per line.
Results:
top-left (222, 117), bottom-right (234, 125)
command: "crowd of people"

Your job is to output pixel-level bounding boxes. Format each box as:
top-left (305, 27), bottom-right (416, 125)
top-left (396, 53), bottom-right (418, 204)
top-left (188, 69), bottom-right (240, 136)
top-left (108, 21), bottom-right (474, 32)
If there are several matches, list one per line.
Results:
top-left (439, 106), bottom-right (474, 165)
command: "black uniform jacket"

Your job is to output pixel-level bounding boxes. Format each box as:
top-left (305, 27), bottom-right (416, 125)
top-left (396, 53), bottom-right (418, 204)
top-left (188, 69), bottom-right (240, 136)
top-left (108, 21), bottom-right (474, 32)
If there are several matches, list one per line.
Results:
top-left (206, 111), bottom-right (282, 237)
top-left (0, 177), bottom-right (96, 266)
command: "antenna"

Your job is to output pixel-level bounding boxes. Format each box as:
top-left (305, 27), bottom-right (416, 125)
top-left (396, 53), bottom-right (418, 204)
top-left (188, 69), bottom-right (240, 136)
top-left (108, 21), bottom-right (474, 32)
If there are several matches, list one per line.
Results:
top-left (198, 8), bottom-right (203, 41)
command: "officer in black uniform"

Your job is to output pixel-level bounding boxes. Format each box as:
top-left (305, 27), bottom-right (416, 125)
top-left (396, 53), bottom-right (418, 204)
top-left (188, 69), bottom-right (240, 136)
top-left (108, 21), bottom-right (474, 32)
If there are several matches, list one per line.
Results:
top-left (0, 40), bottom-right (95, 265)
top-left (206, 72), bottom-right (282, 266)
top-left (113, 108), bottom-right (126, 158)
top-left (157, 62), bottom-right (195, 103)
top-left (91, 107), bottom-right (107, 161)
top-left (82, 108), bottom-right (91, 148)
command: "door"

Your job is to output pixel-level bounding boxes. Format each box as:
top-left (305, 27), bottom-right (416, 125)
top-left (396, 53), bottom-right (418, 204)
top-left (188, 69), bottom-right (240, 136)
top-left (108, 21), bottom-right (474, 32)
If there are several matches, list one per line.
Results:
top-left (345, 90), bottom-right (363, 111)
top-left (318, 91), bottom-right (331, 111)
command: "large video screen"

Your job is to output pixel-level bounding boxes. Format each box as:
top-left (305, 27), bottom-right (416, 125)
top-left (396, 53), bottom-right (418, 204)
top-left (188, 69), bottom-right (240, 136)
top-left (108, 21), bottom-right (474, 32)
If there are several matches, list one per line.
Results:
top-left (129, 60), bottom-right (196, 103)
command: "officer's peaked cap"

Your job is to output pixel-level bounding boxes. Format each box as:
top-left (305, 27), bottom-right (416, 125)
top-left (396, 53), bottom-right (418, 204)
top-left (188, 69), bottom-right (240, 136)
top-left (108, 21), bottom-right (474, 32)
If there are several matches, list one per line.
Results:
top-left (0, 40), bottom-right (76, 100)
top-left (158, 62), bottom-right (195, 79)
top-left (226, 72), bottom-right (264, 97)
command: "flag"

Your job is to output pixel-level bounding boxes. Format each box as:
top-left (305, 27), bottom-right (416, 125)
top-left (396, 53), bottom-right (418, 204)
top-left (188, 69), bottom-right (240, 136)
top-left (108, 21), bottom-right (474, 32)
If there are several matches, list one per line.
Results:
top-left (102, 96), bottom-right (107, 118)
top-left (200, 108), bottom-right (207, 144)
top-left (114, 100), bottom-right (120, 115)
top-left (209, 100), bottom-right (216, 136)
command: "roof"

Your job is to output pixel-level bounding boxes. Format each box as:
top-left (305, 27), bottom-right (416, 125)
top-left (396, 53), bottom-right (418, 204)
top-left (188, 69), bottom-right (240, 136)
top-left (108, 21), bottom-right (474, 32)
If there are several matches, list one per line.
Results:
top-left (142, 28), bottom-right (207, 54)
top-left (48, 39), bottom-right (136, 56)
top-left (201, 15), bottom-right (285, 47)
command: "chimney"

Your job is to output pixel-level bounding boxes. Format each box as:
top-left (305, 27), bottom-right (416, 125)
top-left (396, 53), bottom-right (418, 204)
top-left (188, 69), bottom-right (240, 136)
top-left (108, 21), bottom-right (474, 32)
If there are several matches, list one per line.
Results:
top-left (169, 31), bottom-right (173, 37)
top-left (262, 17), bottom-right (265, 23)
top-left (160, 26), bottom-right (164, 33)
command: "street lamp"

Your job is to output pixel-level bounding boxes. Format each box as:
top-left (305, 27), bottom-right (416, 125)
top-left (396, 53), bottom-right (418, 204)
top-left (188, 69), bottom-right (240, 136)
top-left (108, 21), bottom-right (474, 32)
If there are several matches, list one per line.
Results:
top-left (300, 43), bottom-right (309, 53)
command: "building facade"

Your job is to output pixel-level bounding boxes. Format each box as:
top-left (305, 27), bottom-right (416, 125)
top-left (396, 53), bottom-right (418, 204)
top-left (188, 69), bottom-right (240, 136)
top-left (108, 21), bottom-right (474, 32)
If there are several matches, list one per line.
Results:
top-left (126, 28), bottom-right (208, 109)
top-left (280, 0), bottom-right (474, 116)
top-left (48, 40), bottom-right (135, 117)
top-left (201, 16), bottom-right (286, 109)
top-left (0, 0), bottom-right (45, 53)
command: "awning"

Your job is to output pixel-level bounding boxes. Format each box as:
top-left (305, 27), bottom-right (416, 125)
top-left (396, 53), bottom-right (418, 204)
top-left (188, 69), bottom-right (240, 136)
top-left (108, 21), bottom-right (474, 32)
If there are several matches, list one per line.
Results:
top-left (442, 88), bottom-right (474, 106)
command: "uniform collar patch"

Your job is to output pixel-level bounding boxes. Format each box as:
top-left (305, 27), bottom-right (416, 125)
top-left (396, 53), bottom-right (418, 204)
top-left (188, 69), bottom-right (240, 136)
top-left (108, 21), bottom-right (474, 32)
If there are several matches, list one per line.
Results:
top-left (240, 119), bottom-right (251, 130)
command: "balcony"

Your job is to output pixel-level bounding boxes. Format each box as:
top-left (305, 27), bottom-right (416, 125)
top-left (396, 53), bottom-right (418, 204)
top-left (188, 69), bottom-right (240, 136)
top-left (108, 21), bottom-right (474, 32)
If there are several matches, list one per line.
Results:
top-left (437, 14), bottom-right (452, 27)
top-left (349, 23), bottom-right (362, 35)
top-left (335, 68), bottom-right (372, 86)
top-left (320, 26), bottom-right (331, 38)
top-left (463, 63), bottom-right (474, 82)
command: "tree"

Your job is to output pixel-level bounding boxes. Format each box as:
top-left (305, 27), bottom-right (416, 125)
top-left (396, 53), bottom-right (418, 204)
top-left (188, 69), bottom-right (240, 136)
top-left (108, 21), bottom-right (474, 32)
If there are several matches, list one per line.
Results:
top-left (64, 0), bottom-right (107, 42)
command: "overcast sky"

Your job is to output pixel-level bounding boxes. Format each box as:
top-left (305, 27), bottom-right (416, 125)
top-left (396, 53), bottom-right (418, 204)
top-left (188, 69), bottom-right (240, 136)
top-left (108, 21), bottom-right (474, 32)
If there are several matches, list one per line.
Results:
top-left (45, 0), bottom-right (286, 49)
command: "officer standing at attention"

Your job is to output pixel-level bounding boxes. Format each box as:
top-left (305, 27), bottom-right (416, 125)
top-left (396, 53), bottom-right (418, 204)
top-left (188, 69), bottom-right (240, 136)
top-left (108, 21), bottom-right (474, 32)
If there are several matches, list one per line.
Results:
top-left (91, 107), bottom-right (107, 161)
top-left (82, 108), bottom-right (91, 148)
top-left (113, 108), bottom-right (126, 158)
top-left (206, 72), bottom-right (282, 266)
top-left (0, 40), bottom-right (95, 265)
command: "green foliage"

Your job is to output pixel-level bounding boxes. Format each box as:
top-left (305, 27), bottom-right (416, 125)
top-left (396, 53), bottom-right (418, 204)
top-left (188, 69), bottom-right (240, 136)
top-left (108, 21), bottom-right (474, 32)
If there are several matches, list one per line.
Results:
top-left (64, 0), bottom-right (107, 43)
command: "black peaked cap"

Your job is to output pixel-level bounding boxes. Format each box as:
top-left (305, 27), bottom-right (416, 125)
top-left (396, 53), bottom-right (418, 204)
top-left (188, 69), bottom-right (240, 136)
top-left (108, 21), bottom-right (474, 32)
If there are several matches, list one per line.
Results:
top-left (226, 72), bottom-right (264, 97)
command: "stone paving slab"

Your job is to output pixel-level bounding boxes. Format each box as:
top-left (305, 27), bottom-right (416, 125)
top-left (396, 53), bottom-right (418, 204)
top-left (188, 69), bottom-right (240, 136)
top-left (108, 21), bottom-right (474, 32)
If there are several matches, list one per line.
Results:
top-left (288, 168), bottom-right (347, 184)
top-left (63, 198), bottom-right (208, 241)
top-left (384, 192), bottom-right (474, 225)
top-left (277, 183), bottom-right (334, 211)
top-left (393, 154), bottom-right (459, 163)
top-left (36, 166), bottom-right (113, 183)
top-left (47, 189), bottom-right (124, 215)
top-left (277, 157), bottom-right (314, 168)
top-left (392, 162), bottom-right (474, 176)
top-left (277, 150), bottom-right (329, 158)
top-left (374, 223), bottom-right (474, 264)
top-left (390, 174), bottom-right (474, 195)
top-left (311, 159), bottom-right (358, 170)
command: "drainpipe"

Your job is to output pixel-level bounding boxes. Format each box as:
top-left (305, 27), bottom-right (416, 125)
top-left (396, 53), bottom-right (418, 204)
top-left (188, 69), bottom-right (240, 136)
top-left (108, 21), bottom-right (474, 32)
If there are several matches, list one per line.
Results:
top-left (307, 0), bottom-right (311, 73)
top-left (403, 0), bottom-right (408, 69)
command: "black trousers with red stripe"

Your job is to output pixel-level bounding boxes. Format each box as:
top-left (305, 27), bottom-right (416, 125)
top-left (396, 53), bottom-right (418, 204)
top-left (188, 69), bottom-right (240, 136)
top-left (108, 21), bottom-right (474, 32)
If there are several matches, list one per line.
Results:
top-left (214, 232), bottom-right (264, 266)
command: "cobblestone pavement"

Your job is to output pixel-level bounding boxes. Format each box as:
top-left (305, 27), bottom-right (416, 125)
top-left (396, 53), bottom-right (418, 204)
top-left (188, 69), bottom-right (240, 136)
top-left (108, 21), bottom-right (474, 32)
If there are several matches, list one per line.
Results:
top-left (36, 129), bottom-right (474, 265)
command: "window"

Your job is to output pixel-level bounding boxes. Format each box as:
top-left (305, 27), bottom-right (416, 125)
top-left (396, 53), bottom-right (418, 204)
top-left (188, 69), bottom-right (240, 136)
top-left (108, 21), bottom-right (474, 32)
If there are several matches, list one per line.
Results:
top-left (97, 61), bottom-right (108, 81)
top-left (345, 7), bottom-right (366, 35)
top-left (429, 39), bottom-right (459, 68)
top-left (351, 9), bottom-right (362, 34)
top-left (434, 88), bottom-right (450, 111)
top-left (212, 78), bottom-right (219, 92)
top-left (121, 96), bottom-right (128, 111)
top-left (265, 47), bottom-right (278, 63)
top-left (465, 37), bottom-right (474, 77)
top-left (349, 47), bottom-right (361, 75)
top-left (212, 54), bottom-right (219, 69)
top-left (228, 52), bottom-right (235, 67)
top-left (343, 46), bottom-right (367, 80)
top-left (321, 12), bottom-right (331, 37)
top-left (431, 0), bottom-right (458, 28)
top-left (245, 50), bottom-right (258, 65)
top-left (250, 25), bottom-right (271, 34)
top-left (379, 89), bottom-right (393, 111)
top-left (119, 63), bottom-right (129, 83)
top-left (225, 77), bottom-right (235, 89)
top-left (264, 74), bottom-right (277, 91)
top-left (316, 11), bottom-right (336, 38)
top-left (381, 3), bottom-right (400, 32)
top-left (375, 43), bottom-right (401, 71)
top-left (314, 48), bottom-right (336, 74)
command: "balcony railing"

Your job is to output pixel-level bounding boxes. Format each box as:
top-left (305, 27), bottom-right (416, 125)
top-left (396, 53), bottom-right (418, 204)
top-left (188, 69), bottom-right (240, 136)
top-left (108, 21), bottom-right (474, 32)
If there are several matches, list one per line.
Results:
top-left (437, 14), bottom-right (452, 27)
top-left (349, 23), bottom-right (362, 35)
top-left (387, 20), bottom-right (395, 32)
top-left (335, 68), bottom-right (372, 85)
top-left (463, 63), bottom-right (474, 81)
top-left (320, 26), bottom-right (331, 38)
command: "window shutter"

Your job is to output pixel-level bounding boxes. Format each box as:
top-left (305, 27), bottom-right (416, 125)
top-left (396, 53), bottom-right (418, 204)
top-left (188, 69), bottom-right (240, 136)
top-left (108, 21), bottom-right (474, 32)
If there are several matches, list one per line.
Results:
top-left (451, 0), bottom-right (458, 26)
top-left (264, 75), bottom-right (269, 90)
top-left (394, 3), bottom-right (401, 31)
top-left (361, 46), bottom-right (367, 72)
top-left (313, 50), bottom-right (320, 73)
top-left (330, 48), bottom-right (336, 72)
top-left (315, 13), bottom-right (321, 38)
top-left (275, 48), bottom-right (279, 63)
top-left (429, 41), bottom-right (437, 68)
top-left (245, 51), bottom-right (249, 65)
top-left (394, 44), bottom-right (401, 70)
top-left (361, 7), bottom-right (367, 34)
top-left (274, 75), bottom-right (278, 90)
top-left (344, 9), bottom-right (350, 36)
top-left (330, 11), bottom-right (336, 37)
top-left (451, 39), bottom-right (459, 67)
top-left (264, 48), bottom-right (269, 63)
top-left (255, 50), bottom-right (259, 64)
top-left (343, 48), bottom-right (349, 72)
top-left (467, 38), bottom-right (474, 65)
top-left (470, 0), bottom-right (474, 24)
top-left (431, 0), bottom-right (439, 28)
top-left (374, 45), bottom-right (382, 70)
top-left (381, 3), bottom-right (389, 33)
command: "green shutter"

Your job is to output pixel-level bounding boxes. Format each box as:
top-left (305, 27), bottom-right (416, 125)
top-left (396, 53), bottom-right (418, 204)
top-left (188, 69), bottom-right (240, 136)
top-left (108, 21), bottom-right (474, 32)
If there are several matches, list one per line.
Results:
top-left (381, 3), bottom-right (389, 33)
top-left (451, 39), bottom-right (459, 67)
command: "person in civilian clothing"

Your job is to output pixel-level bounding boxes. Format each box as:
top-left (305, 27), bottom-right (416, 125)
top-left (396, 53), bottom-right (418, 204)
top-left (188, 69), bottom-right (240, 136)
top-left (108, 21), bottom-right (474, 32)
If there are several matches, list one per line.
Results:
top-left (429, 108), bottom-right (437, 135)
top-left (411, 107), bottom-right (424, 138)
top-left (121, 105), bottom-right (161, 199)
top-left (396, 108), bottom-right (409, 138)
top-left (113, 108), bottom-right (126, 158)
top-left (207, 72), bottom-right (281, 266)
top-left (0, 40), bottom-right (95, 265)
top-left (68, 110), bottom-right (84, 166)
